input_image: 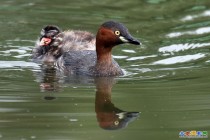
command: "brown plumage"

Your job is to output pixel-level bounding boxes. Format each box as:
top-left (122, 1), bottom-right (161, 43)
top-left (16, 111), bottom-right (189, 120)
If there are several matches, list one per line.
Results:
top-left (32, 21), bottom-right (140, 77)
top-left (31, 25), bottom-right (95, 63)
top-left (52, 30), bottom-right (95, 52)
top-left (57, 21), bottom-right (141, 77)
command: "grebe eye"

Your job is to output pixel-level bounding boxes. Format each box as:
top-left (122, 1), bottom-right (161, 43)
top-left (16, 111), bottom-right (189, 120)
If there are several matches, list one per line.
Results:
top-left (114, 121), bottom-right (119, 125)
top-left (115, 30), bottom-right (120, 36)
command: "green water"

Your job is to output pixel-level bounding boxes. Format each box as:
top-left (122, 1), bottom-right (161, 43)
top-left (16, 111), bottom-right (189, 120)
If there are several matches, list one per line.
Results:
top-left (0, 0), bottom-right (210, 140)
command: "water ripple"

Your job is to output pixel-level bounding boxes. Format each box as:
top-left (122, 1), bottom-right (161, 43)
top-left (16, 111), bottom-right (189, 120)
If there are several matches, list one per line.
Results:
top-left (0, 61), bottom-right (39, 69)
top-left (0, 49), bottom-right (27, 54)
top-left (113, 55), bottom-right (128, 59)
top-left (122, 49), bottom-right (136, 53)
top-left (159, 43), bottom-right (210, 53)
top-left (126, 55), bottom-right (157, 61)
top-left (181, 10), bottom-right (210, 21)
top-left (166, 27), bottom-right (210, 38)
top-left (153, 53), bottom-right (205, 65)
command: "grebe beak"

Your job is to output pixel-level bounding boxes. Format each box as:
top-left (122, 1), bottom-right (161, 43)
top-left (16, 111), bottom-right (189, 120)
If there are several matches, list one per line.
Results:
top-left (119, 34), bottom-right (141, 45)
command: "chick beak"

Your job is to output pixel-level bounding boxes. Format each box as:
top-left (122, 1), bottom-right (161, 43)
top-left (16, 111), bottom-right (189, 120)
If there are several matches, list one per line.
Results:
top-left (40, 37), bottom-right (52, 46)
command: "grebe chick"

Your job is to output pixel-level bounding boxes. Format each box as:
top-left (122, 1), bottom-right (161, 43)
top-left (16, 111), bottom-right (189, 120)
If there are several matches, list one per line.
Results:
top-left (32, 26), bottom-right (96, 63)
top-left (53, 30), bottom-right (95, 52)
top-left (32, 25), bottom-right (62, 63)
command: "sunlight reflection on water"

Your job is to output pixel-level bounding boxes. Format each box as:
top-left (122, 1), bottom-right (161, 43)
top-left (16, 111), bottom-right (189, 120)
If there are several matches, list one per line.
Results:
top-left (153, 53), bottom-right (205, 65)
top-left (166, 27), bottom-right (210, 38)
top-left (126, 55), bottom-right (157, 61)
top-left (159, 43), bottom-right (210, 53)
top-left (181, 10), bottom-right (210, 21)
top-left (0, 1), bottom-right (210, 140)
top-left (0, 61), bottom-right (39, 69)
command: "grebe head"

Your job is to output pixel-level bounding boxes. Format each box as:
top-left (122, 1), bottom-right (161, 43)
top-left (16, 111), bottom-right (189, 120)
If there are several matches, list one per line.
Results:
top-left (96, 21), bottom-right (140, 48)
top-left (39, 25), bottom-right (61, 46)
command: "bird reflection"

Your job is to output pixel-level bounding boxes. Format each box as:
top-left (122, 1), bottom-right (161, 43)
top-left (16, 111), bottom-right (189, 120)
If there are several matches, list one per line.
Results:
top-left (95, 77), bottom-right (139, 130)
top-left (33, 66), bottom-right (140, 129)
top-left (33, 63), bottom-right (63, 93)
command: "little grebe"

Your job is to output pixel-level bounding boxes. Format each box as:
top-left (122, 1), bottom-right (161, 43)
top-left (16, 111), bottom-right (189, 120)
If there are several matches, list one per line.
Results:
top-left (32, 25), bottom-right (95, 63)
top-left (57, 21), bottom-right (140, 76)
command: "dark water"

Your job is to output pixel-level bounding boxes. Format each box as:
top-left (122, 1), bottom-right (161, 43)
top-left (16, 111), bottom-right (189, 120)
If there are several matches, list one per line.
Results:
top-left (0, 0), bottom-right (210, 140)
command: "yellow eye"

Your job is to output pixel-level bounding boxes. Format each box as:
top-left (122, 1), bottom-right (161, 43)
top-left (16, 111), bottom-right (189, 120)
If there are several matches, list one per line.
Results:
top-left (114, 121), bottom-right (119, 126)
top-left (115, 30), bottom-right (120, 36)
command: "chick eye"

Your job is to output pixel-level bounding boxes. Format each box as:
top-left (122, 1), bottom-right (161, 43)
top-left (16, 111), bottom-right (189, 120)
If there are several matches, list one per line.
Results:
top-left (115, 30), bottom-right (120, 36)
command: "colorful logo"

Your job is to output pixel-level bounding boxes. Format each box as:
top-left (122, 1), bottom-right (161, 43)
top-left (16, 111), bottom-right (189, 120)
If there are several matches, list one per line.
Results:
top-left (179, 130), bottom-right (208, 138)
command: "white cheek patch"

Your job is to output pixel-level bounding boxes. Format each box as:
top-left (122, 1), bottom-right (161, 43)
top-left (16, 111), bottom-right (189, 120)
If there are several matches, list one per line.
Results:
top-left (119, 36), bottom-right (129, 43)
top-left (116, 112), bottom-right (126, 119)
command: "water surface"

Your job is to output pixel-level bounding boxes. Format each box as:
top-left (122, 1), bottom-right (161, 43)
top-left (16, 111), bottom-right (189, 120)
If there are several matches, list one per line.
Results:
top-left (0, 0), bottom-right (210, 140)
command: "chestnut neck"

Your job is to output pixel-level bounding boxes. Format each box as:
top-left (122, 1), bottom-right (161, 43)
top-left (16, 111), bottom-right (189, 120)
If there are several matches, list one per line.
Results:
top-left (96, 28), bottom-right (115, 65)
top-left (96, 45), bottom-right (112, 65)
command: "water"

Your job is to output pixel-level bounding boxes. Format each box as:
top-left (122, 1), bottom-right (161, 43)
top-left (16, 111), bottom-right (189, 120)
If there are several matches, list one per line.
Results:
top-left (0, 0), bottom-right (210, 140)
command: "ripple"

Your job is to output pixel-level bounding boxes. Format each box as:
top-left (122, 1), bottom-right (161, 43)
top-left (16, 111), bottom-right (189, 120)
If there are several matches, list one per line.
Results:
top-left (181, 10), bottom-right (210, 21)
top-left (0, 61), bottom-right (39, 69)
top-left (13, 54), bottom-right (31, 58)
top-left (146, 0), bottom-right (166, 4)
top-left (153, 53), bottom-right (205, 65)
top-left (0, 45), bottom-right (33, 58)
top-left (0, 108), bottom-right (25, 112)
top-left (69, 118), bottom-right (78, 122)
top-left (206, 60), bottom-right (210, 63)
top-left (6, 39), bottom-right (35, 43)
top-left (113, 55), bottom-right (128, 59)
top-left (166, 27), bottom-right (210, 38)
top-left (0, 49), bottom-right (27, 54)
top-left (159, 43), bottom-right (210, 53)
top-left (126, 55), bottom-right (157, 61)
top-left (122, 49), bottom-right (136, 53)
